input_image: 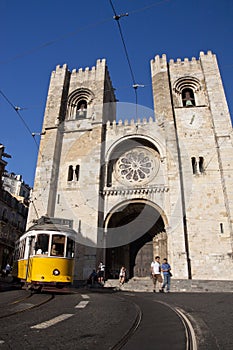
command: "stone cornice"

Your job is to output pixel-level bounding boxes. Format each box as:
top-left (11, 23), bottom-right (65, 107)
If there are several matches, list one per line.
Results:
top-left (101, 185), bottom-right (169, 196)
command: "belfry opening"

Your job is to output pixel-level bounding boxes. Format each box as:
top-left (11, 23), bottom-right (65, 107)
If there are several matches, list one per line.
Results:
top-left (104, 201), bottom-right (166, 279)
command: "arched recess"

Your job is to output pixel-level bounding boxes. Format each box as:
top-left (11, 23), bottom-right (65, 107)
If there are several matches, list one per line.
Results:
top-left (66, 88), bottom-right (94, 120)
top-left (105, 135), bottom-right (165, 187)
top-left (104, 199), bottom-right (168, 279)
top-left (173, 76), bottom-right (201, 107)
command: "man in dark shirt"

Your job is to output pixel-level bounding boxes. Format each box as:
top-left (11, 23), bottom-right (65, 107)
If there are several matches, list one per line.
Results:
top-left (161, 258), bottom-right (172, 292)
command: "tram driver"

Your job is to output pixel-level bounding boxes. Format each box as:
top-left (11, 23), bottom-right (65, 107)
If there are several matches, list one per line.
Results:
top-left (51, 244), bottom-right (58, 256)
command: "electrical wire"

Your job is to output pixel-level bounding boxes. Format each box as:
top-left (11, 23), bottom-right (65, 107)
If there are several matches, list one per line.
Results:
top-left (0, 89), bottom-right (41, 150)
top-left (130, 0), bottom-right (171, 15)
top-left (108, 0), bottom-right (141, 120)
top-left (0, 88), bottom-right (59, 216)
top-left (0, 89), bottom-right (47, 210)
top-left (1, 1), bottom-right (169, 66)
top-left (0, 17), bottom-right (111, 65)
top-left (109, 0), bottom-right (136, 85)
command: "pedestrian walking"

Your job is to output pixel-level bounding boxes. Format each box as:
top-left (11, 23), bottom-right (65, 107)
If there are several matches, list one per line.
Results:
top-left (97, 261), bottom-right (105, 284)
top-left (151, 256), bottom-right (163, 293)
top-left (161, 258), bottom-right (172, 292)
top-left (5, 263), bottom-right (11, 276)
top-left (119, 266), bottom-right (126, 285)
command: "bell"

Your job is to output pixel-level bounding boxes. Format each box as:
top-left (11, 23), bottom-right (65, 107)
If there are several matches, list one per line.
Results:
top-left (76, 103), bottom-right (87, 118)
top-left (184, 91), bottom-right (194, 107)
top-left (186, 99), bottom-right (193, 107)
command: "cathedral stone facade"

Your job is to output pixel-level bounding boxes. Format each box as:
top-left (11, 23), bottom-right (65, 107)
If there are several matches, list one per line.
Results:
top-left (27, 51), bottom-right (233, 281)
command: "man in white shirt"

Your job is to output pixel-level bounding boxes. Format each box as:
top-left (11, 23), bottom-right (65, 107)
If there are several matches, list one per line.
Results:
top-left (151, 256), bottom-right (163, 293)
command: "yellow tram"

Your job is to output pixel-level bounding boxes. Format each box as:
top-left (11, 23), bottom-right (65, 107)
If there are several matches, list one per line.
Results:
top-left (12, 218), bottom-right (76, 290)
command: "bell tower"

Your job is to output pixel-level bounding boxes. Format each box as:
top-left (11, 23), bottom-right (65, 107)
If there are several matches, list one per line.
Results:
top-left (27, 59), bottom-right (116, 278)
top-left (151, 51), bottom-right (233, 278)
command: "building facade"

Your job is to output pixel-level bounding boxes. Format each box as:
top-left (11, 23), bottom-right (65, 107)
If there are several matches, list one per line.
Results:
top-left (27, 51), bottom-right (233, 281)
top-left (2, 172), bottom-right (31, 202)
top-left (0, 145), bottom-right (29, 271)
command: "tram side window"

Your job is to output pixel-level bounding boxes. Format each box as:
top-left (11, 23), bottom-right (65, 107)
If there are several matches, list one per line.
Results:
top-left (29, 236), bottom-right (36, 256)
top-left (19, 239), bottom-right (26, 259)
top-left (35, 234), bottom-right (49, 255)
top-left (66, 237), bottom-right (75, 258)
top-left (51, 235), bottom-right (65, 257)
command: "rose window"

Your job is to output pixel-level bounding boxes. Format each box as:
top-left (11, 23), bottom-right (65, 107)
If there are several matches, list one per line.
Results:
top-left (115, 148), bottom-right (159, 185)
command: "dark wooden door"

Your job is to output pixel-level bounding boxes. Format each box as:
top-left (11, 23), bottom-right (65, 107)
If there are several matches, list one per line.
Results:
top-left (134, 242), bottom-right (153, 277)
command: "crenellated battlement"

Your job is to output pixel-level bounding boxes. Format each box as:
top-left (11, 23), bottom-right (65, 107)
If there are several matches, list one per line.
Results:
top-left (168, 56), bottom-right (198, 67)
top-left (150, 54), bottom-right (167, 75)
top-left (51, 63), bottom-right (68, 78)
top-left (55, 63), bottom-right (68, 71)
top-left (199, 50), bottom-right (215, 58)
top-left (69, 58), bottom-right (106, 79)
top-left (51, 59), bottom-right (108, 82)
top-left (106, 116), bottom-right (155, 129)
top-left (170, 50), bottom-right (214, 65)
top-left (69, 58), bottom-right (106, 74)
top-left (151, 50), bottom-right (216, 74)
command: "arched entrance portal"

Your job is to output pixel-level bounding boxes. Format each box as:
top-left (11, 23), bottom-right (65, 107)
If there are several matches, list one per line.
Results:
top-left (105, 201), bottom-right (167, 279)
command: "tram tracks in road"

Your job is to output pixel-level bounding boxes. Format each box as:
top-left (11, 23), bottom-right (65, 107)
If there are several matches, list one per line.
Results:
top-left (156, 300), bottom-right (198, 350)
top-left (0, 292), bottom-right (55, 319)
top-left (110, 294), bottom-right (197, 350)
top-left (175, 307), bottom-right (197, 350)
top-left (110, 298), bottom-right (142, 350)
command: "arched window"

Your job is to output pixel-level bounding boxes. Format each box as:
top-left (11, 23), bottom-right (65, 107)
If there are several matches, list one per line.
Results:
top-left (2, 209), bottom-right (8, 222)
top-left (199, 157), bottom-right (204, 173)
top-left (107, 160), bottom-right (114, 187)
top-left (68, 165), bottom-right (73, 181)
top-left (191, 157), bottom-right (197, 174)
top-left (67, 165), bottom-right (80, 181)
top-left (220, 223), bottom-right (224, 234)
top-left (182, 88), bottom-right (195, 107)
top-left (75, 165), bottom-right (80, 181)
top-left (173, 76), bottom-right (201, 108)
top-left (66, 88), bottom-right (94, 120)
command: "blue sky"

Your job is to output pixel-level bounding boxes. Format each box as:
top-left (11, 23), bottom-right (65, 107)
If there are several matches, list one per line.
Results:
top-left (1, 0), bottom-right (233, 187)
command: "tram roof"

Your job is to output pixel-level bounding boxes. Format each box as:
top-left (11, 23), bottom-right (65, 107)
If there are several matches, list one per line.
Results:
top-left (25, 217), bottom-right (76, 236)
top-left (27, 222), bottom-right (77, 235)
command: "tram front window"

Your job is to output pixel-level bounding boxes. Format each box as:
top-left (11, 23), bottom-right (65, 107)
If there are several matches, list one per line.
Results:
top-left (35, 234), bottom-right (49, 255)
top-left (51, 235), bottom-right (65, 257)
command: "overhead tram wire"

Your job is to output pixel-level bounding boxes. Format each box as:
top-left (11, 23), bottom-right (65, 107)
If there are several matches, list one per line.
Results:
top-left (0, 89), bottom-right (42, 151)
top-left (0, 89), bottom-right (50, 215)
top-left (109, 0), bottom-right (145, 121)
top-left (0, 89), bottom-right (55, 216)
top-left (129, 0), bottom-right (171, 16)
top-left (109, 0), bottom-right (135, 85)
top-left (0, 17), bottom-right (112, 65)
top-left (0, 1), bottom-right (168, 66)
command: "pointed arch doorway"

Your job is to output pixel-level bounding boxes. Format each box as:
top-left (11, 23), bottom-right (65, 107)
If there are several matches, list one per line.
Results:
top-left (104, 200), bottom-right (167, 279)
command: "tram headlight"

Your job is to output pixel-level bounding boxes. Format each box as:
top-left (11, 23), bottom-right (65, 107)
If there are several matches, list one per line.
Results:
top-left (53, 269), bottom-right (60, 276)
